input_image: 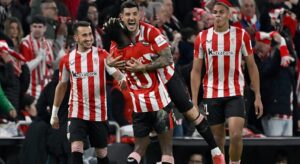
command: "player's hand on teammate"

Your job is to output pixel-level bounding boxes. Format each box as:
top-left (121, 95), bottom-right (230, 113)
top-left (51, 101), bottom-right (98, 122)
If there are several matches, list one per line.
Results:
top-left (254, 97), bottom-right (263, 119)
top-left (126, 57), bottom-right (146, 72)
top-left (107, 53), bottom-right (126, 70)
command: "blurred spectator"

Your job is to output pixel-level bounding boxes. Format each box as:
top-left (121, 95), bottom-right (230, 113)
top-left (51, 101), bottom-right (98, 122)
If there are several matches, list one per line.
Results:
top-left (162, 0), bottom-right (182, 33)
top-left (239, 0), bottom-right (260, 39)
top-left (0, 0), bottom-right (29, 35)
top-left (255, 31), bottom-right (294, 136)
top-left (18, 94), bottom-right (37, 135)
top-left (188, 153), bottom-right (206, 164)
top-left (19, 15), bottom-right (54, 100)
top-left (177, 27), bottom-right (196, 66)
top-left (0, 83), bottom-right (17, 119)
top-left (0, 40), bottom-right (28, 112)
top-left (3, 17), bottom-right (24, 51)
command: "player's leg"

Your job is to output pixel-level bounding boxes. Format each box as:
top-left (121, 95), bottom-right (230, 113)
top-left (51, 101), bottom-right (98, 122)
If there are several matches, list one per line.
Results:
top-left (225, 96), bottom-right (246, 164)
top-left (166, 72), bottom-right (224, 163)
top-left (68, 118), bottom-right (88, 164)
top-left (88, 121), bottom-right (110, 164)
top-left (154, 108), bottom-right (174, 164)
top-left (127, 112), bottom-right (152, 164)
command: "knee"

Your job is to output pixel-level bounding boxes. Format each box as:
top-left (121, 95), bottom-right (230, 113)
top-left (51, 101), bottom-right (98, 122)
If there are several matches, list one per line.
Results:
top-left (230, 132), bottom-right (242, 144)
top-left (95, 147), bottom-right (107, 158)
top-left (71, 141), bottom-right (84, 153)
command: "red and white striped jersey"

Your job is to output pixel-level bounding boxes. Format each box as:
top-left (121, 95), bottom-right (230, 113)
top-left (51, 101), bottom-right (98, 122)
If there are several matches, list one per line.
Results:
top-left (194, 26), bottom-right (253, 98)
top-left (110, 42), bottom-right (171, 113)
top-left (19, 35), bottom-right (54, 99)
top-left (59, 46), bottom-right (117, 121)
top-left (134, 21), bottom-right (174, 84)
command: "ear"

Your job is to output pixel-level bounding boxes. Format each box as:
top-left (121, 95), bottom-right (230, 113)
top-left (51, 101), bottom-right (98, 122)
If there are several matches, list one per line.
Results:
top-left (43, 25), bottom-right (47, 33)
top-left (73, 35), bottom-right (78, 42)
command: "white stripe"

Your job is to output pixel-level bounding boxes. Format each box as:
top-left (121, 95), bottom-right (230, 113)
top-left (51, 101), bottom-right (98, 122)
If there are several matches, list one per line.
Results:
top-left (139, 26), bottom-right (145, 41)
top-left (138, 94), bottom-right (148, 112)
top-left (217, 32), bottom-right (224, 97)
top-left (229, 28), bottom-right (237, 96)
top-left (158, 82), bottom-right (170, 107)
top-left (198, 32), bottom-right (204, 59)
top-left (130, 92), bottom-right (138, 112)
top-left (149, 91), bottom-right (159, 111)
top-left (239, 31), bottom-right (245, 95)
top-left (206, 28), bottom-right (214, 98)
top-left (81, 51), bottom-right (90, 120)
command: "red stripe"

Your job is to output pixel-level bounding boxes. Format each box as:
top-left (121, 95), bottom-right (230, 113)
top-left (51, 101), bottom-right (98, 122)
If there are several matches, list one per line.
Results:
top-left (99, 49), bottom-right (106, 121)
top-left (68, 54), bottom-right (73, 118)
top-left (202, 30), bottom-right (209, 98)
top-left (212, 32), bottom-right (218, 98)
top-left (133, 92), bottom-right (142, 112)
top-left (234, 29), bottom-right (242, 95)
top-left (154, 84), bottom-right (163, 110)
top-left (168, 112), bottom-right (174, 129)
top-left (87, 50), bottom-right (96, 121)
top-left (31, 69), bottom-right (36, 97)
top-left (223, 32), bottom-right (230, 97)
top-left (75, 52), bottom-right (83, 119)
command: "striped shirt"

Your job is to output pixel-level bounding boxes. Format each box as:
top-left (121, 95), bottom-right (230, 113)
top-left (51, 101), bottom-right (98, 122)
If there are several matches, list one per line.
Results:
top-left (59, 46), bottom-right (116, 121)
top-left (110, 42), bottom-right (171, 113)
top-left (19, 35), bottom-right (54, 99)
top-left (194, 26), bottom-right (253, 98)
top-left (134, 21), bottom-right (174, 84)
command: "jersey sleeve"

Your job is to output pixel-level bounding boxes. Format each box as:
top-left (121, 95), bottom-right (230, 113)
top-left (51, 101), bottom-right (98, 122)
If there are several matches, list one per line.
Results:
top-left (194, 32), bottom-right (204, 59)
top-left (148, 27), bottom-right (170, 52)
top-left (241, 30), bottom-right (253, 56)
top-left (59, 54), bottom-right (70, 82)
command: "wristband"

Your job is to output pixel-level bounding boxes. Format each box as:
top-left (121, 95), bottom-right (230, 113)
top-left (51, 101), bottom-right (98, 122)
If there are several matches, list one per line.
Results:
top-left (52, 106), bottom-right (59, 117)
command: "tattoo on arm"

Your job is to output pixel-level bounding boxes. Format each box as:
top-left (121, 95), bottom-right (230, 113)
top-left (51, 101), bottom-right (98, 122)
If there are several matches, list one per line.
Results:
top-left (145, 47), bottom-right (173, 71)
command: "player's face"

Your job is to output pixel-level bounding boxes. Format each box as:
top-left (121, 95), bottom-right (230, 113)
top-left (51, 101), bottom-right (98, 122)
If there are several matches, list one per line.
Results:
top-left (212, 4), bottom-right (230, 28)
top-left (74, 26), bottom-right (94, 51)
top-left (120, 7), bottom-right (140, 34)
top-left (30, 23), bottom-right (46, 39)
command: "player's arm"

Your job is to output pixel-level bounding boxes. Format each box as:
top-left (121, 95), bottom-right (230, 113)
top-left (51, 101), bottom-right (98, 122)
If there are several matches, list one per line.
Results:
top-left (191, 33), bottom-right (203, 106)
top-left (243, 31), bottom-right (263, 118)
top-left (144, 47), bottom-right (173, 71)
top-left (50, 55), bottom-right (70, 129)
top-left (191, 58), bottom-right (203, 106)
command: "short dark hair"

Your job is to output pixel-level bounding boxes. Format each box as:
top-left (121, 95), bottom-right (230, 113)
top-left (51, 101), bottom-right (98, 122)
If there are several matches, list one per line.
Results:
top-left (72, 21), bottom-right (91, 34)
top-left (120, 0), bottom-right (139, 13)
top-left (180, 28), bottom-right (196, 42)
top-left (30, 15), bottom-right (47, 25)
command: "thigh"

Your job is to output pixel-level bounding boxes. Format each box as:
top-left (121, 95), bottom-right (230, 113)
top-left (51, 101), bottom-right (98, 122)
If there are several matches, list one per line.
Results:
top-left (132, 112), bottom-right (152, 137)
top-left (67, 118), bottom-right (88, 143)
top-left (203, 98), bottom-right (225, 125)
top-left (153, 109), bottom-right (175, 134)
top-left (87, 121), bottom-right (109, 148)
top-left (165, 72), bottom-right (193, 113)
top-left (224, 96), bottom-right (246, 119)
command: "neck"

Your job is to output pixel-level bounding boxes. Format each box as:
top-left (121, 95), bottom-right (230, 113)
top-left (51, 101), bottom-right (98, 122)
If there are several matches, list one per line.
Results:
top-left (77, 46), bottom-right (90, 53)
top-left (214, 23), bottom-right (229, 32)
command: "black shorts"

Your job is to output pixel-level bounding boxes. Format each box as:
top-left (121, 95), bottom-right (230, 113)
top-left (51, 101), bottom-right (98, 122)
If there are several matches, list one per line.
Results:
top-left (67, 118), bottom-right (109, 148)
top-left (132, 105), bottom-right (175, 137)
top-left (202, 96), bottom-right (246, 125)
top-left (166, 71), bottom-right (194, 113)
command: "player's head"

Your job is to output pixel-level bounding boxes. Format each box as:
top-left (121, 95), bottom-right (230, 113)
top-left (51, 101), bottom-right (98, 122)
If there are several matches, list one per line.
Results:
top-left (72, 21), bottom-right (94, 51)
top-left (120, 0), bottom-right (140, 34)
top-left (212, 0), bottom-right (231, 29)
top-left (103, 18), bottom-right (131, 49)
